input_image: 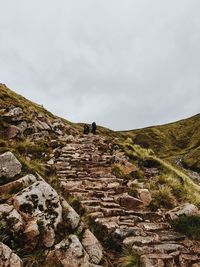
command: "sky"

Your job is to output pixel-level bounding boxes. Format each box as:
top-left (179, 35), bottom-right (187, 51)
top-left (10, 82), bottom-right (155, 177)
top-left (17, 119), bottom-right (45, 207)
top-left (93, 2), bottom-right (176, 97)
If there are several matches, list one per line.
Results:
top-left (0, 0), bottom-right (200, 130)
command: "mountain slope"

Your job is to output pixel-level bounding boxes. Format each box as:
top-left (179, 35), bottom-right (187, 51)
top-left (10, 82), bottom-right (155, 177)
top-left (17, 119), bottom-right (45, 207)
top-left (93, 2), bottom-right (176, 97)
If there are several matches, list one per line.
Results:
top-left (0, 84), bottom-right (200, 267)
top-left (122, 114), bottom-right (200, 171)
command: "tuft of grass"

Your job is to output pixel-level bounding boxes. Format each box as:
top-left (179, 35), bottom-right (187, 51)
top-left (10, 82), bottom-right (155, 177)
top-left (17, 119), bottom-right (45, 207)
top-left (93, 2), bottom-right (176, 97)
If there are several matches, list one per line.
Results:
top-left (171, 215), bottom-right (200, 240)
top-left (112, 164), bottom-right (125, 178)
top-left (150, 185), bottom-right (176, 210)
top-left (118, 247), bottom-right (140, 267)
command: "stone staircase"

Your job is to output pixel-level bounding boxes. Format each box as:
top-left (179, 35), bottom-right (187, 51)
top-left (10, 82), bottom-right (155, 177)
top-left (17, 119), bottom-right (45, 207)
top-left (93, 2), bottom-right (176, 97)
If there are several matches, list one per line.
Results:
top-left (50, 134), bottom-right (200, 267)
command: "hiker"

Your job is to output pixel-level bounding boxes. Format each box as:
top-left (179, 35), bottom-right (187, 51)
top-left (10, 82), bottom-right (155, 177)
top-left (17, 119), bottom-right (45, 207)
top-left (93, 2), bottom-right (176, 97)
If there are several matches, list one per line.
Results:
top-left (83, 124), bottom-right (90, 135)
top-left (91, 122), bottom-right (97, 135)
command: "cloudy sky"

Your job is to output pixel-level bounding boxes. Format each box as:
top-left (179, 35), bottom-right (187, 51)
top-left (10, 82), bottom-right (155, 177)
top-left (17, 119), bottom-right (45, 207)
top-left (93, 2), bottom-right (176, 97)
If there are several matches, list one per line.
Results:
top-left (0, 1), bottom-right (200, 130)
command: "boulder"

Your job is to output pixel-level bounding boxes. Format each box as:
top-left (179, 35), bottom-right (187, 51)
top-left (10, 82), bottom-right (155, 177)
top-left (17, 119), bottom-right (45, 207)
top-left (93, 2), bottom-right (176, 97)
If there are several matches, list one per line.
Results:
top-left (0, 152), bottom-right (22, 179)
top-left (138, 189), bottom-right (152, 206)
top-left (82, 229), bottom-right (103, 264)
top-left (13, 181), bottom-right (62, 247)
top-left (0, 242), bottom-right (23, 267)
top-left (167, 203), bottom-right (200, 220)
top-left (46, 235), bottom-right (90, 267)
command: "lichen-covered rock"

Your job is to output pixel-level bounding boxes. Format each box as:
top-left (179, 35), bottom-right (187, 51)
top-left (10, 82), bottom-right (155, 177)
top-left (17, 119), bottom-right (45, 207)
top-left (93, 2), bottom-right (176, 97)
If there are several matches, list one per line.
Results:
top-left (82, 229), bottom-right (103, 264)
top-left (0, 242), bottom-right (23, 267)
top-left (0, 152), bottom-right (22, 179)
top-left (167, 203), bottom-right (200, 220)
top-left (4, 107), bottom-right (23, 121)
top-left (61, 198), bottom-right (80, 229)
top-left (47, 235), bottom-right (90, 267)
top-left (13, 181), bottom-right (62, 247)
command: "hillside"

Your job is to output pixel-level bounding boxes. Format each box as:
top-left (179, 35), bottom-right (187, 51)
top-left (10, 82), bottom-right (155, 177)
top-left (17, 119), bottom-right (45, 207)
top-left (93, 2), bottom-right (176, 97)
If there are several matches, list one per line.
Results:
top-left (0, 84), bottom-right (200, 267)
top-left (122, 114), bottom-right (200, 171)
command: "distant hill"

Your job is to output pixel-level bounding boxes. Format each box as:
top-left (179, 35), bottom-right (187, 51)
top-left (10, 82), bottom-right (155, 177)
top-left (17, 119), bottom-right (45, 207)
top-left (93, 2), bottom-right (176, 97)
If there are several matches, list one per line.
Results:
top-left (122, 114), bottom-right (200, 171)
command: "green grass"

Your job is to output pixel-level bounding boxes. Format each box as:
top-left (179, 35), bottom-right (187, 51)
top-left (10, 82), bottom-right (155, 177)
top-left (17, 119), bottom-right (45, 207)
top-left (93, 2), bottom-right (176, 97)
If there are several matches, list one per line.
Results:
top-left (119, 142), bottom-right (200, 208)
top-left (171, 215), bottom-right (200, 240)
top-left (120, 113), bottom-right (200, 171)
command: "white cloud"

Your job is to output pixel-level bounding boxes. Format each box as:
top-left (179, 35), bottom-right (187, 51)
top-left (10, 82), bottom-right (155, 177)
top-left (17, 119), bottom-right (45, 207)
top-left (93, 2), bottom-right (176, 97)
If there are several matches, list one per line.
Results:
top-left (0, 0), bottom-right (199, 130)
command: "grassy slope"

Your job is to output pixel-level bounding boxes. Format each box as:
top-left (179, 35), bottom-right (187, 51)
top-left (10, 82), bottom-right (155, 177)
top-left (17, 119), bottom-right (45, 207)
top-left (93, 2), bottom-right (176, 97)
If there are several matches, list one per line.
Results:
top-left (1, 84), bottom-right (200, 208)
top-left (121, 114), bottom-right (200, 171)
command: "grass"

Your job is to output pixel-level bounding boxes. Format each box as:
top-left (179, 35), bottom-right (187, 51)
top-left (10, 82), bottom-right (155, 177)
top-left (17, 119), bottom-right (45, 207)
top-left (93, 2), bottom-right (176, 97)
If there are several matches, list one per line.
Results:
top-left (112, 164), bottom-right (125, 178)
top-left (150, 185), bottom-right (176, 210)
top-left (171, 215), bottom-right (200, 240)
top-left (119, 141), bottom-right (200, 208)
top-left (118, 247), bottom-right (140, 267)
top-left (120, 113), bottom-right (200, 171)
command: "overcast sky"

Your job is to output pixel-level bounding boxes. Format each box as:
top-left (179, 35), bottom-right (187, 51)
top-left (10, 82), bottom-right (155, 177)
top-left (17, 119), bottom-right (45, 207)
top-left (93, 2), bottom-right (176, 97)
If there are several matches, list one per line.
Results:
top-left (0, 1), bottom-right (200, 130)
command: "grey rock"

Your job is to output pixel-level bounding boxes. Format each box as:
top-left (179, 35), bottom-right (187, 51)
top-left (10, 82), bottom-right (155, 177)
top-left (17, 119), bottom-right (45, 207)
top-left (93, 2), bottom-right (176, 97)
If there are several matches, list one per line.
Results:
top-left (0, 152), bottom-right (22, 179)
top-left (47, 235), bottom-right (90, 267)
top-left (167, 203), bottom-right (200, 220)
top-left (82, 229), bottom-right (103, 264)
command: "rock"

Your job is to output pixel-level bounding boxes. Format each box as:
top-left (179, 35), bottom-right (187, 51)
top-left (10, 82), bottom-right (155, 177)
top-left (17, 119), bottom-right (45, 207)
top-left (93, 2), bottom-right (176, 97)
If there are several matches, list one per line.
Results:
top-left (138, 189), bottom-right (152, 206)
top-left (123, 235), bottom-right (159, 246)
top-left (8, 125), bottom-right (20, 139)
top-left (61, 198), bottom-right (80, 229)
top-left (34, 120), bottom-right (51, 131)
top-left (0, 242), bottom-right (23, 267)
top-left (13, 181), bottom-right (62, 247)
top-left (24, 219), bottom-right (40, 240)
top-left (66, 135), bottom-right (75, 143)
top-left (167, 203), bottom-right (200, 220)
top-left (46, 235), bottom-right (90, 267)
top-left (0, 204), bottom-right (24, 232)
top-left (132, 243), bottom-right (183, 255)
top-left (0, 174), bottom-right (37, 194)
top-left (114, 227), bottom-right (143, 239)
top-left (43, 227), bottom-right (55, 248)
top-left (0, 152), bottom-right (22, 179)
top-left (179, 254), bottom-right (200, 267)
top-left (82, 229), bottom-right (103, 264)
top-left (4, 107), bottom-right (23, 121)
top-left (138, 222), bottom-right (169, 231)
top-left (116, 193), bottom-right (143, 209)
top-left (140, 254), bottom-right (174, 267)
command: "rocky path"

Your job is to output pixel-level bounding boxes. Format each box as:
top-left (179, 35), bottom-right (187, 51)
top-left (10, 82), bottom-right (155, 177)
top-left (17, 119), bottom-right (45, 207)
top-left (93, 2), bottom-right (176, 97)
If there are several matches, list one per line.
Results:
top-left (50, 134), bottom-right (200, 267)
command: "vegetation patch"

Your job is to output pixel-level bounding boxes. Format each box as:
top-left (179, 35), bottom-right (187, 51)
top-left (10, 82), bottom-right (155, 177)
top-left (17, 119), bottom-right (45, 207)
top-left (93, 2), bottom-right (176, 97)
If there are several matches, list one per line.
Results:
top-left (118, 247), bottom-right (140, 267)
top-left (171, 215), bottom-right (200, 240)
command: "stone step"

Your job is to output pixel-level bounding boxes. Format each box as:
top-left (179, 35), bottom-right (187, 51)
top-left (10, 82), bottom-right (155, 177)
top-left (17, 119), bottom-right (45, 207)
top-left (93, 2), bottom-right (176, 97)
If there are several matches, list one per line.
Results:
top-left (100, 202), bottom-right (121, 208)
top-left (137, 222), bottom-right (170, 232)
top-left (132, 243), bottom-right (185, 255)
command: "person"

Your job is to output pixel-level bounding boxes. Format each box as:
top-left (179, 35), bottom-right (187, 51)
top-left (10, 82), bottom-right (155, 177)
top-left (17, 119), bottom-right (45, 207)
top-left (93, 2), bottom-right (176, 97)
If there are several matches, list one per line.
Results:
top-left (91, 122), bottom-right (97, 134)
top-left (83, 124), bottom-right (89, 135)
